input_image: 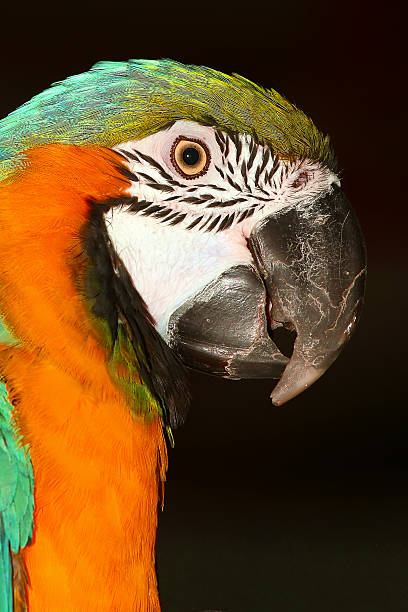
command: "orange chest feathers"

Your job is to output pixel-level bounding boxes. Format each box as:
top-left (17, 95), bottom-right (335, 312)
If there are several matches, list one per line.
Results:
top-left (0, 144), bottom-right (167, 611)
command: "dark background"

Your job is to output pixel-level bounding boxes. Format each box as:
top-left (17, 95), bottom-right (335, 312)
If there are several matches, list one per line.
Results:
top-left (1, 3), bottom-right (406, 610)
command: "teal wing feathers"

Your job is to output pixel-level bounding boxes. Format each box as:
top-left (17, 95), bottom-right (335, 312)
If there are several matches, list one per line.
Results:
top-left (0, 380), bottom-right (34, 612)
top-left (0, 317), bottom-right (19, 347)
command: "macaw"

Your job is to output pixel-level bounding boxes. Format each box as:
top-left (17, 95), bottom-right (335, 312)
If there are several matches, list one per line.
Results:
top-left (0, 60), bottom-right (366, 611)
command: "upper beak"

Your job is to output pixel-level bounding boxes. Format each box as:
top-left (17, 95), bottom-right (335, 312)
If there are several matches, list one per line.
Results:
top-left (248, 184), bottom-right (367, 405)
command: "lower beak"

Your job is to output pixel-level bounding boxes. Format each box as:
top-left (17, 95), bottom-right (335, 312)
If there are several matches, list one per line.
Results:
top-left (249, 185), bottom-right (367, 405)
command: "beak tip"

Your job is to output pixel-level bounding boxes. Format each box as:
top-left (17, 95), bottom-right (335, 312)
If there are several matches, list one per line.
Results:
top-left (270, 396), bottom-right (283, 407)
top-left (270, 364), bottom-right (326, 406)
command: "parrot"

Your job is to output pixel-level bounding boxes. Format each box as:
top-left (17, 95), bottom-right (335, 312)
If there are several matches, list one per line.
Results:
top-left (0, 59), bottom-right (366, 611)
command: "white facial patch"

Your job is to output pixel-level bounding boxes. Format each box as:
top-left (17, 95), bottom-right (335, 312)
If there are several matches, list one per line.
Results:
top-left (105, 207), bottom-right (251, 336)
top-left (107, 121), bottom-right (339, 336)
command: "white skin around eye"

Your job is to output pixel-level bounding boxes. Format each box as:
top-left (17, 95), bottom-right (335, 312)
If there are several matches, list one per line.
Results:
top-left (122, 121), bottom-right (223, 181)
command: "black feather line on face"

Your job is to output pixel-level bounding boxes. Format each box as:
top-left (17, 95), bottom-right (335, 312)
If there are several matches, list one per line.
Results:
top-left (183, 196), bottom-right (204, 204)
top-left (118, 148), bottom-right (185, 188)
top-left (215, 166), bottom-right (225, 179)
top-left (229, 131), bottom-right (240, 150)
top-left (224, 134), bottom-right (230, 159)
top-left (142, 204), bottom-right (162, 215)
top-left (226, 174), bottom-right (242, 191)
top-left (154, 207), bottom-right (172, 218)
top-left (254, 165), bottom-right (261, 187)
top-left (217, 213), bottom-right (234, 231)
top-left (206, 215), bottom-right (221, 232)
top-left (247, 143), bottom-right (258, 171)
top-left (132, 149), bottom-right (185, 187)
top-left (186, 215), bottom-right (203, 229)
top-left (115, 164), bottom-right (139, 183)
top-left (136, 171), bottom-right (156, 182)
top-left (238, 209), bottom-right (250, 222)
top-left (206, 184), bottom-right (227, 191)
top-left (117, 148), bottom-right (140, 161)
top-left (94, 194), bottom-right (258, 234)
top-left (128, 199), bottom-right (150, 212)
top-left (240, 160), bottom-right (251, 192)
top-left (224, 213), bottom-right (236, 229)
top-left (199, 216), bottom-right (212, 230)
top-left (259, 148), bottom-right (270, 176)
top-left (215, 129), bottom-right (226, 145)
top-left (80, 205), bottom-right (190, 429)
top-left (168, 212), bottom-right (187, 226)
top-left (214, 130), bottom-right (225, 154)
top-left (146, 183), bottom-right (174, 193)
top-left (206, 197), bottom-right (246, 208)
top-left (163, 211), bottom-right (180, 223)
top-left (269, 156), bottom-right (280, 181)
top-left (240, 160), bottom-right (247, 183)
top-left (235, 138), bottom-right (242, 164)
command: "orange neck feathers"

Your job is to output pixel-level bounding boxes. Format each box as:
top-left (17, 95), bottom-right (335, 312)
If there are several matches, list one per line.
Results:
top-left (0, 145), bottom-right (166, 610)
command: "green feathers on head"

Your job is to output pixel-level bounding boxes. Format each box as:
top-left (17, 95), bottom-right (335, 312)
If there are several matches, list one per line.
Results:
top-left (0, 59), bottom-right (335, 182)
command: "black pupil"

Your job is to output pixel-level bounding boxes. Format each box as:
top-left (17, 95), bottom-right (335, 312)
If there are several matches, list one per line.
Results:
top-left (182, 146), bottom-right (200, 166)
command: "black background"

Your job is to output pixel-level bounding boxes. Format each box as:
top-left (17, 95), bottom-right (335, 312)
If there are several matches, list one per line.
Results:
top-left (1, 3), bottom-right (406, 610)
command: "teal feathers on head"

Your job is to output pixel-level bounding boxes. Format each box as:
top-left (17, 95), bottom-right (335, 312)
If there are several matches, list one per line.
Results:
top-left (0, 59), bottom-right (335, 182)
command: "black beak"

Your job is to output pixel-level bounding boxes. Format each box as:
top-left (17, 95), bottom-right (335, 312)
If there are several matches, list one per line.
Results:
top-left (249, 185), bottom-right (367, 405)
top-left (166, 185), bottom-right (366, 405)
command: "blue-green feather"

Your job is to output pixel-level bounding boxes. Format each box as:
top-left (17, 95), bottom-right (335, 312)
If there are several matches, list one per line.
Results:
top-left (0, 380), bottom-right (34, 611)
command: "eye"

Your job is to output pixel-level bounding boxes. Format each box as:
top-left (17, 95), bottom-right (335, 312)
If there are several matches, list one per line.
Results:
top-left (170, 136), bottom-right (211, 179)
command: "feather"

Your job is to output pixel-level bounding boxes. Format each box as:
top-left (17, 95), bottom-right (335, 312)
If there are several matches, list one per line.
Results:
top-left (0, 59), bottom-right (336, 184)
top-left (0, 145), bottom-right (170, 609)
top-left (11, 550), bottom-right (29, 612)
top-left (0, 380), bottom-right (34, 611)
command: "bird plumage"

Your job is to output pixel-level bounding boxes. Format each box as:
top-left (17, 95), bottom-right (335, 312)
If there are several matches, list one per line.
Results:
top-left (0, 59), bottom-right (363, 610)
top-left (0, 59), bottom-right (335, 183)
top-left (0, 380), bottom-right (34, 611)
top-left (0, 144), bottom-right (171, 609)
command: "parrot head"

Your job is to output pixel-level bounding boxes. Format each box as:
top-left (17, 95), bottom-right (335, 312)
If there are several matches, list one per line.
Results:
top-left (0, 60), bottom-right (366, 426)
